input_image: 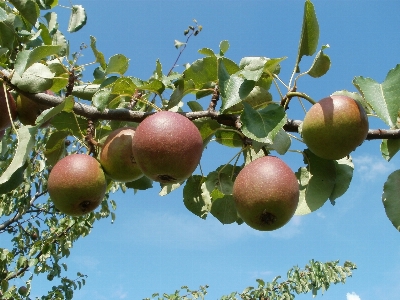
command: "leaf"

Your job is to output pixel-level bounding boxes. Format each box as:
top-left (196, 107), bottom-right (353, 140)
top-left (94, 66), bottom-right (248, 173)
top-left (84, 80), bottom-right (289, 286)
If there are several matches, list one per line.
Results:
top-left (241, 103), bottom-right (286, 143)
top-left (44, 130), bottom-right (68, 166)
top-left (0, 22), bottom-right (15, 50)
top-left (167, 79), bottom-right (195, 110)
top-left (210, 195), bottom-right (238, 224)
top-left (72, 84), bottom-right (101, 100)
top-left (105, 54), bottom-right (130, 75)
top-left (215, 130), bottom-right (243, 148)
top-left (125, 176), bottom-right (153, 190)
top-left (198, 48), bottom-right (215, 57)
top-left (140, 79), bottom-right (165, 95)
top-left (36, 95), bottom-right (74, 126)
top-left (159, 182), bottom-right (181, 196)
top-left (90, 36), bottom-right (107, 70)
top-left (51, 112), bottom-right (87, 137)
top-left (329, 156), bottom-right (354, 203)
top-left (92, 87), bottom-right (112, 111)
top-left (295, 150), bottom-right (336, 215)
top-left (9, 0), bottom-right (40, 26)
top-left (219, 40), bottom-right (230, 55)
top-left (225, 86), bottom-right (272, 114)
top-left (382, 170), bottom-right (400, 231)
top-left (187, 101), bottom-right (204, 112)
top-left (11, 63), bottom-right (54, 93)
top-left (269, 129), bottom-right (291, 155)
top-left (193, 118), bottom-right (221, 145)
top-left (14, 46), bottom-right (62, 75)
top-left (111, 77), bottom-right (137, 95)
top-left (0, 126), bottom-right (37, 193)
top-left (183, 175), bottom-right (211, 219)
top-left (381, 139), bottom-right (400, 161)
top-left (353, 64), bottom-right (400, 128)
top-left (306, 47), bottom-right (331, 78)
top-left (68, 5), bottom-right (87, 33)
top-left (205, 165), bottom-right (241, 196)
top-left (295, 0), bottom-right (319, 70)
top-left (238, 57), bottom-right (270, 81)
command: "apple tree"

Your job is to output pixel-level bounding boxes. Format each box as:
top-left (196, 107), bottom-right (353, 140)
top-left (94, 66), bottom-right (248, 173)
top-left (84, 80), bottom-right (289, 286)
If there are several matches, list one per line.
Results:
top-left (0, 0), bottom-right (399, 299)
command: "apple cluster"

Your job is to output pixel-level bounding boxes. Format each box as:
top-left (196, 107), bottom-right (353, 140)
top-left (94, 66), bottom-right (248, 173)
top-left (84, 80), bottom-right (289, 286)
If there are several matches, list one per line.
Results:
top-left (0, 89), bottom-right (369, 231)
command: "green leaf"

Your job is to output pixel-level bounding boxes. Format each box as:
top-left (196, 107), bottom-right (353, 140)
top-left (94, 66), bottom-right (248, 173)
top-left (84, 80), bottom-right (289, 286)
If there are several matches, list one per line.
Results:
top-left (215, 130), bottom-right (243, 148)
top-left (0, 8), bottom-right (7, 22)
top-left (268, 129), bottom-right (291, 155)
top-left (183, 175), bottom-right (211, 219)
top-left (241, 103), bottom-right (286, 143)
top-left (295, 0), bottom-right (319, 70)
top-left (14, 45), bottom-right (62, 75)
top-left (174, 40), bottom-right (186, 49)
top-left (68, 5), bottom-right (87, 32)
top-left (36, 0), bottom-right (58, 9)
top-left (36, 95), bottom-right (74, 126)
top-left (205, 165), bottom-right (241, 196)
top-left (0, 126), bottom-right (37, 193)
top-left (111, 77), bottom-right (137, 95)
top-left (382, 170), bottom-right (400, 231)
top-left (193, 118), bottom-right (221, 145)
top-left (353, 64), bottom-right (400, 128)
top-left (72, 84), bottom-right (101, 100)
top-left (125, 176), bottom-right (153, 190)
top-left (140, 80), bottom-right (165, 95)
top-left (187, 101), bottom-right (204, 112)
top-left (105, 54), bottom-right (130, 75)
top-left (92, 87), bottom-right (112, 111)
top-left (11, 63), bottom-right (54, 93)
top-left (198, 48), bottom-right (215, 57)
top-left (306, 47), bottom-right (331, 78)
top-left (210, 195), bottom-right (238, 224)
top-left (220, 71), bottom-right (255, 112)
top-left (381, 139), bottom-right (400, 161)
top-left (43, 130), bottom-right (68, 166)
top-left (295, 150), bottom-right (336, 215)
top-left (225, 86), bottom-right (272, 114)
top-left (167, 79), bottom-right (195, 110)
top-left (0, 22), bottom-right (15, 50)
top-left (219, 40), bottom-right (230, 55)
top-left (51, 112), bottom-right (87, 137)
top-left (90, 36), bottom-right (107, 70)
top-left (9, 0), bottom-right (40, 26)
top-left (159, 182), bottom-right (181, 196)
top-left (329, 156), bottom-right (354, 203)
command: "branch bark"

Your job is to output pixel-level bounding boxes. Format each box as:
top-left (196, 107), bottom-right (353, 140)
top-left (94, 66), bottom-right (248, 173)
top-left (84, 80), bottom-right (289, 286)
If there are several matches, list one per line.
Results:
top-left (7, 86), bottom-right (400, 140)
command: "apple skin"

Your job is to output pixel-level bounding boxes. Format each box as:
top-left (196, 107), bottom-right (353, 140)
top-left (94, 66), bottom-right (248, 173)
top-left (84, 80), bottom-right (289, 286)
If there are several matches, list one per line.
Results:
top-left (233, 156), bottom-right (299, 231)
top-left (100, 127), bottom-right (143, 182)
top-left (17, 93), bottom-right (52, 126)
top-left (132, 111), bottom-right (203, 184)
top-left (0, 87), bottom-right (17, 130)
top-left (302, 95), bottom-right (369, 160)
top-left (48, 154), bottom-right (107, 216)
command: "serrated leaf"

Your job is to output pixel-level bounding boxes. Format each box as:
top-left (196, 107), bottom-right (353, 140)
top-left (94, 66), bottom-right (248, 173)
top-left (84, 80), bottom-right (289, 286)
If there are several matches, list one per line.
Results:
top-left (92, 87), bottom-right (112, 111)
top-left (111, 77), bottom-right (137, 95)
top-left (295, 0), bottom-right (319, 70)
top-left (306, 48), bottom-right (331, 78)
top-left (159, 182), bottom-right (181, 196)
top-left (241, 102), bottom-right (286, 143)
top-left (140, 79), bottom-right (165, 95)
top-left (9, 0), bottom-right (40, 26)
top-left (105, 54), bottom-right (130, 75)
top-left (125, 176), bottom-right (153, 190)
top-left (0, 126), bottom-right (37, 193)
top-left (90, 36), bottom-right (107, 70)
top-left (329, 156), bottom-right (354, 203)
top-left (68, 5), bottom-right (87, 33)
top-left (353, 64), bottom-right (400, 128)
top-left (381, 139), bottom-right (400, 162)
top-left (11, 63), bottom-right (54, 93)
top-left (382, 170), bottom-right (400, 231)
top-left (239, 57), bottom-right (270, 81)
top-left (14, 46), bottom-right (62, 75)
top-left (219, 40), bottom-right (229, 55)
top-left (295, 150), bottom-right (336, 215)
top-left (211, 195), bottom-right (238, 224)
top-left (51, 111), bottom-right (86, 137)
top-left (155, 59), bottom-right (162, 79)
top-left (225, 86), bottom-right (272, 114)
top-left (183, 175), bottom-right (211, 219)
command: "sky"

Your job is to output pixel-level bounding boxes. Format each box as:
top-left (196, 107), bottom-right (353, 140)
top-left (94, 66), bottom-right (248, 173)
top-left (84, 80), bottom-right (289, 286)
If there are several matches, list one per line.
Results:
top-left (12, 0), bottom-right (400, 299)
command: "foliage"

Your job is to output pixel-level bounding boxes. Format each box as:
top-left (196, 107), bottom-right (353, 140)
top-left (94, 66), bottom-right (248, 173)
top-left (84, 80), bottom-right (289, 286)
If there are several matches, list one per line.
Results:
top-left (0, 0), bottom-right (398, 298)
top-left (145, 260), bottom-right (357, 300)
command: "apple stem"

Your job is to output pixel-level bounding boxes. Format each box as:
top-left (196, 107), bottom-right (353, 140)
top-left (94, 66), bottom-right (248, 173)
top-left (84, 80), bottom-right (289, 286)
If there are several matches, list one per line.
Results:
top-left (286, 92), bottom-right (316, 105)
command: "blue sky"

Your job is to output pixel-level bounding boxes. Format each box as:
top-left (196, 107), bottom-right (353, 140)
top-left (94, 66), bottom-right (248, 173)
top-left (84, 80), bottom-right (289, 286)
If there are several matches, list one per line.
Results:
top-left (23, 0), bottom-right (400, 299)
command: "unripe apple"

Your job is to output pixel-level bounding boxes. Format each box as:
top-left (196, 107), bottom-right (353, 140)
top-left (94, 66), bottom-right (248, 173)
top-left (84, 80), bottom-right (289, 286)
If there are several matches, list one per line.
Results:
top-left (17, 92), bottom-right (52, 126)
top-left (132, 111), bottom-right (203, 184)
top-left (0, 86), bottom-right (17, 130)
top-left (233, 156), bottom-right (299, 231)
top-left (48, 154), bottom-right (107, 216)
top-left (302, 95), bottom-right (369, 160)
top-left (100, 127), bottom-right (143, 182)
